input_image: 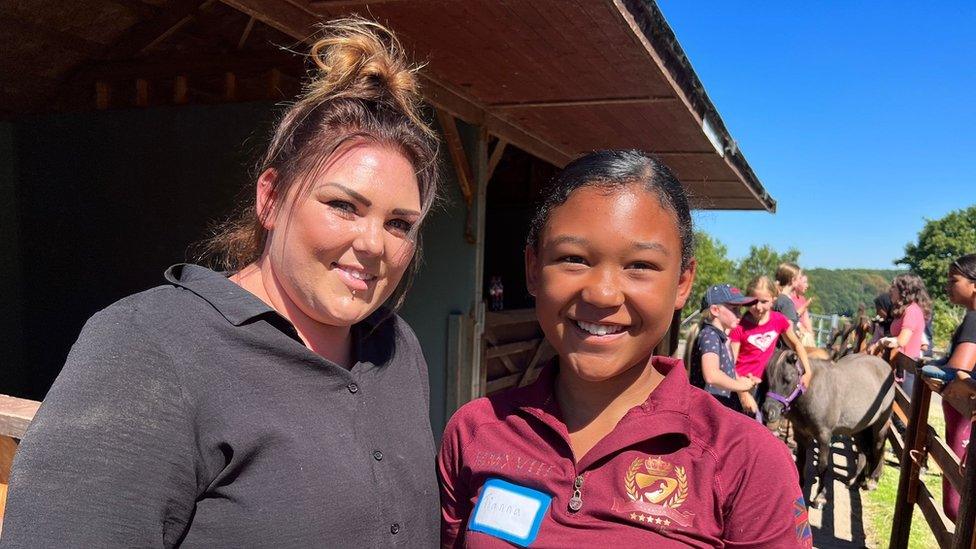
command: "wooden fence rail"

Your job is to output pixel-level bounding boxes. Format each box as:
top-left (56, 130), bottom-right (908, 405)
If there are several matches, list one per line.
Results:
top-left (0, 394), bottom-right (41, 529)
top-left (887, 354), bottom-right (976, 549)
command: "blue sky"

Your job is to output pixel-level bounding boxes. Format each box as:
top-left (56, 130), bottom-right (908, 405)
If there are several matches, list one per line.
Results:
top-left (657, 1), bottom-right (975, 269)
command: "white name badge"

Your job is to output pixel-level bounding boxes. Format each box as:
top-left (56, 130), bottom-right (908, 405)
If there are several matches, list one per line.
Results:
top-left (468, 478), bottom-right (552, 547)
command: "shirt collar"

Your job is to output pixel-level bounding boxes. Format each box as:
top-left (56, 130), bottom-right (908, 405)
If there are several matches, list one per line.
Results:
top-left (515, 355), bottom-right (692, 441)
top-left (700, 322), bottom-right (728, 342)
top-left (164, 263), bottom-right (276, 326)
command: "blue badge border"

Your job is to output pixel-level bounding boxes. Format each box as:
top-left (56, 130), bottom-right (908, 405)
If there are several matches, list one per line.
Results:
top-left (468, 477), bottom-right (552, 547)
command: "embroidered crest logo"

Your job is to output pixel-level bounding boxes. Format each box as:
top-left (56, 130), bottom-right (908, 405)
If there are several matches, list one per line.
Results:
top-left (611, 456), bottom-right (694, 528)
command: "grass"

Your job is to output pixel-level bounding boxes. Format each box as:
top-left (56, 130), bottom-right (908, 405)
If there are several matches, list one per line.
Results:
top-left (863, 401), bottom-right (948, 548)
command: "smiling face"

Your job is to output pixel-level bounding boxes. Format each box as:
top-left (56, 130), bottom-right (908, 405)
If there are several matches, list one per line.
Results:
top-left (259, 140), bottom-right (421, 326)
top-left (748, 289), bottom-right (774, 321)
top-left (525, 184), bottom-right (694, 383)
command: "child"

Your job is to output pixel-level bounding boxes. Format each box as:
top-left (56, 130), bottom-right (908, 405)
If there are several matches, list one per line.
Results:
top-left (792, 273), bottom-right (817, 347)
top-left (731, 276), bottom-right (813, 415)
top-left (689, 284), bottom-right (760, 413)
top-left (438, 150), bottom-right (811, 547)
top-left (919, 254), bottom-right (976, 522)
top-left (772, 262), bottom-right (802, 328)
top-left (881, 274), bottom-right (932, 392)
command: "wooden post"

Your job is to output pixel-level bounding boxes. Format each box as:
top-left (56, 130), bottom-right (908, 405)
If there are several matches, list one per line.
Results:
top-left (223, 72), bottom-right (237, 101)
top-left (174, 75), bottom-right (189, 104)
top-left (135, 79), bottom-right (150, 107)
top-left (95, 81), bottom-right (111, 109)
top-left (890, 358), bottom-right (929, 548)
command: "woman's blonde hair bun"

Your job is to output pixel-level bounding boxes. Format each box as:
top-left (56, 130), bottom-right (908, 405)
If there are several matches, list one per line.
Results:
top-left (303, 16), bottom-right (433, 138)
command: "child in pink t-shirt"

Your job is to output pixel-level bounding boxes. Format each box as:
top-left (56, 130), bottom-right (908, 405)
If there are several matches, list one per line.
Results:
top-left (730, 276), bottom-right (812, 416)
top-left (880, 274), bottom-right (931, 395)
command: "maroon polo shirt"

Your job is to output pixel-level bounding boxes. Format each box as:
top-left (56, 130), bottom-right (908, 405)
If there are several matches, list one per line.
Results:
top-left (438, 357), bottom-right (813, 548)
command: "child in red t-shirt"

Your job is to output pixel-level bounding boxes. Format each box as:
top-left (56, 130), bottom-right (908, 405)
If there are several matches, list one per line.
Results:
top-left (730, 276), bottom-right (812, 417)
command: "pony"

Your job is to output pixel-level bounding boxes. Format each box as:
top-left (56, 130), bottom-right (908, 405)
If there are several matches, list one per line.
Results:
top-left (762, 350), bottom-right (894, 508)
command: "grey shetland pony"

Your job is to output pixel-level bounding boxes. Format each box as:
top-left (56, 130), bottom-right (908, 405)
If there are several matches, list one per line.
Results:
top-left (762, 350), bottom-right (894, 509)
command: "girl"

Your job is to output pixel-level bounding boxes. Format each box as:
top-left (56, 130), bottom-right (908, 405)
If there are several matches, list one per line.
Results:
top-left (3, 18), bottom-right (441, 546)
top-left (438, 150), bottom-right (811, 547)
top-left (731, 276), bottom-right (813, 416)
top-left (920, 254), bottom-right (976, 522)
top-left (881, 274), bottom-right (932, 392)
top-left (792, 273), bottom-right (817, 347)
top-left (772, 262), bottom-right (802, 329)
top-left (689, 284), bottom-right (760, 413)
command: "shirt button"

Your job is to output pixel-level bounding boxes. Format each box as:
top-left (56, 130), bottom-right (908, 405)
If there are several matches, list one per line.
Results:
top-left (391, 523), bottom-right (400, 534)
top-left (373, 450), bottom-right (384, 461)
top-left (347, 383), bottom-right (359, 394)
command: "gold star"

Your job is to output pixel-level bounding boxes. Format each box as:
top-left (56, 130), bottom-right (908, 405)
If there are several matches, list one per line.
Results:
top-left (638, 514), bottom-right (646, 522)
top-left (630, 513), bottom-right (638, 520)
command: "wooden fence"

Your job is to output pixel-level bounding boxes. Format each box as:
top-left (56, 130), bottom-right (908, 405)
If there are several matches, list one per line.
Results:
top-left (0, 395), bottom-right (41, 528)
top-left (887, 353), bottom-right (976, 549)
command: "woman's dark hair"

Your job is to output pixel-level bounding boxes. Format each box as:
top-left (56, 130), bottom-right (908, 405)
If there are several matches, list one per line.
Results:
top-left (891, 273), bottom-right (933, 320)
top-left (197, 16), bottom-right (440, 313)
top-left (950, 253), bottom-right (976, 281)
top-left (525, 149), bottom-right (695, 269)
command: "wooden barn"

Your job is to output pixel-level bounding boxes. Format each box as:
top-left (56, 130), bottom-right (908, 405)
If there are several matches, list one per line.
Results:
top-left (0, 0), bottom-right (776, 451)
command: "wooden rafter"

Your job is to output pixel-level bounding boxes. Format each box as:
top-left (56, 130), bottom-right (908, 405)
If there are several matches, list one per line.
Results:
top-left (217, 0), bottom-right (576, 168)
top-left (488, 96), bottom-right (677, 109)
top-left (100, 0), bottom-right (213, 59)
top-left (435, 107), bottom-right (474, 206)
top-left (486, 139), bottom-right (508, 183)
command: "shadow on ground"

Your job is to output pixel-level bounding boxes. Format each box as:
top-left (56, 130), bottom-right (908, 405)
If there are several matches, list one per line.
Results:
top-left (806, 438), bottom-right (870, 548)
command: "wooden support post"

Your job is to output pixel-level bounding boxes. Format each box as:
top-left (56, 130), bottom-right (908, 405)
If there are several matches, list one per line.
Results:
top-left (135, 78), bottom-right (150, 106)
top-left (486, 138), bottom-right (508, 183)
top-left (434, 107), bottom-right (474, 206)
top-left (174, 75), bottom-right (189, 104)
top-left (890, 359), bottom-right (929, 548)
top-left (223, 72), bottom-right (237, 101)
top-left (95, 81), bottom-right (111, 109)
top-left (268, 68), bottom-right (282, 95)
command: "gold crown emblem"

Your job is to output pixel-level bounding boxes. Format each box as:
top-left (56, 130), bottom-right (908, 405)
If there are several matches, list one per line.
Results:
top-left (644, 456), bottom-right (673, 476)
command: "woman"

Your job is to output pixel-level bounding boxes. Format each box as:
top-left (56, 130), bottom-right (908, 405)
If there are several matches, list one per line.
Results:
top-left (3, 18), bottom-right (441, 546)
top-left (881, 273), bottom-right (932, 392)
top-left (438, 151), bottom-right (811, 547)
top-left (920, 254), bottom-right (976, 521)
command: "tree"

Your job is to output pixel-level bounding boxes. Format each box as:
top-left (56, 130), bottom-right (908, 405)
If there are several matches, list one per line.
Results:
top-left (897, 204), bottom-right (976, 297)
top-left (689, 230), bottom-right (735, 313)
top-left (897, 204), bottom-right (976, 347)
top-left (733, 244), bottom-right (801, 290)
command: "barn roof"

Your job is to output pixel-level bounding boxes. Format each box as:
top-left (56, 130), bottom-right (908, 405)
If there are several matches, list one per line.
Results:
top-left (1, 0), bottom-right (775, 211)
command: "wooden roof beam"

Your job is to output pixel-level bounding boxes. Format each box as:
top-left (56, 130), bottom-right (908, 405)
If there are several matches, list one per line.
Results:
top-left (101, 0), bottom-right (215, 59)
top-left (488, 96), bottom-right (677, 109)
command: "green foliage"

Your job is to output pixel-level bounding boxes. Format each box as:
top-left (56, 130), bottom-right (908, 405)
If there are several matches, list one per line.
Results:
top-left (932, 297), bottom-right (963, 349)
top-left (897, 204), bottom-right (976, 297)
top-left (895, 204), bottom-right (976, 348)
top-left (733, 244), bottom-right (800, 290)
top-left (689, 230), bottom-right (735, 311)
top-left (804, 268), bottom-right (903, 317)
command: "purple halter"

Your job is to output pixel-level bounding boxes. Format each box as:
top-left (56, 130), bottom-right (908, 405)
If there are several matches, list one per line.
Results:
top-left (766, 359), bottom-right (807, 414)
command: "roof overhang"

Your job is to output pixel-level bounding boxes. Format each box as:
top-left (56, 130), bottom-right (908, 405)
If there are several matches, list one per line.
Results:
top-left (222, 0), bottom-right (775, 211)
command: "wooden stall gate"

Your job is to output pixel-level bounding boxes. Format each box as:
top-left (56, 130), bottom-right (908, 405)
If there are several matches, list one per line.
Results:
top-left (886, 354), bottom-right (976, 549)
top-left (0, 395), bottom-right (41, 531)
top-left (482, 309), bottom-right (555, 396)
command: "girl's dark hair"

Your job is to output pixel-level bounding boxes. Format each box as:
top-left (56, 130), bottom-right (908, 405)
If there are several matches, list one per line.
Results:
top-left (197, 16), bottom-right (439, 313)
top-left (525, 149), bottom-right (695, 269)
top-left (891, 273), bottom-right (933, 320)
top-left (950, 253), bottom-right (976, 281)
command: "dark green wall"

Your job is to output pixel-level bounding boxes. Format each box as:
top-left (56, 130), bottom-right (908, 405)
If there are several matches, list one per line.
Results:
top-left (0, 102), bottom-right (475, 433)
